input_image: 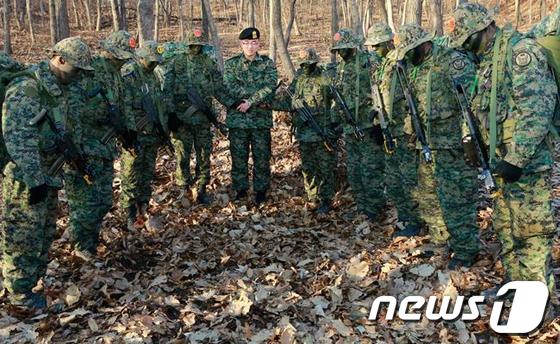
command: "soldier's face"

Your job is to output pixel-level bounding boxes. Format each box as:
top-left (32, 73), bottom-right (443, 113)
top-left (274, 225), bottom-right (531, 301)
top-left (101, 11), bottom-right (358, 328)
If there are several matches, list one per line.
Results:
top-left (241, 39), bottom-right (260, 59)
top-left (140, 58), bottom-right (158, 72)
top-left (189, 45), bottom-right (203, 55)
top-left (301, 63), bottom-right (317, 75)
top-left (49, 56), bottom-right (81, 85)
top-left (463, 30), bottom-right (487, 55)
top-left (405, 42), bottom-right (432, 66)
top-left (100, 50), bottom-right (126, 69)
top-left (337, 48), bottom-right (356, 61)
top-left (370, 41), bottom-right (393, 58)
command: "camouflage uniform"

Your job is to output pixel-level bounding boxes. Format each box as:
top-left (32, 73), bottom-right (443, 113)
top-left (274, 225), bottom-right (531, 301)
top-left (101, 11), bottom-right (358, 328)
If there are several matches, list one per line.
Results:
top-left (163, 30), bottom-right (231, 199)
top-left (120, 41), bottom-right (166, 221)
top-left (64, 31), bottom-right (134, 253)
top-left (395, 25), bottom-right (479, 263)
top-left (1, 37), bottom-right (93, 307)
top-left (331, 29), bottom-right (386, 219)
top-left (450, 3), bottom-right (557, 285)
top-left (279, 48), bottom-right (337, 208)
top-left (366, 23), bottom-right (422, 232)
top-left (223, 41), bottom-right (278, 196)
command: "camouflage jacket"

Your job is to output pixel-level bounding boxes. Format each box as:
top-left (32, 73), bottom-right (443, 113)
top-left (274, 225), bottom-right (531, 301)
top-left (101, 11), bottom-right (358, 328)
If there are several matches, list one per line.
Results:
top-left (332, 50), bottom-right (375, 135)
top-left (473, 28), bottom-right (557, 172)
top-left (405, 43), bottom-right (475, 149)
top-left (379, 51), bottom-right (411, 140)
top-left (68, 56), bottom-right (125, 161)
top-left (121, 60), bottom-right (167, 136)
top-left (2, 61), bottom-right (77, 188)
top-left (163, 51), bottom-right (232, 126)
top-left (223, 53), bottom-right (278, 129)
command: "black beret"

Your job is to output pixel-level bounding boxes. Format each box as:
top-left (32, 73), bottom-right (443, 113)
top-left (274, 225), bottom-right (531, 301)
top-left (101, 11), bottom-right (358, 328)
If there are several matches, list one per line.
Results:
top-left (239, 27), bottom-right (260, 40)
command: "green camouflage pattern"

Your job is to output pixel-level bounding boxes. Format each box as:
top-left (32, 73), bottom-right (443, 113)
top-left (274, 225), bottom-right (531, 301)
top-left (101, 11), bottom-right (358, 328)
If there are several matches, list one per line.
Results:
top-left (331, 28), bottom-right (364, 51)
top-left (365, 23), bottom-right (393, 46)
top-left (100, 30), bottom-right (136, 60)
top-left (448, 3), bottom-right (494, 49)
top-left (529, 6), bottom-right (560, 37)
top-left (186, 28), bottom-right (209, 46)
top-left (297, 48), bottom-right (320, 66)
top-left (171, 125), bottom-right (212, 189)
top-left (135, 40), bottom-right (164, 63)
top-left (299, 141), bottom-right (336, 205)
top-left (229, 128), bottom-right (271, 192)
top-left (394, 24), bottom-right (435, 60)
top-left (50, 36), bottom-right (94, 71)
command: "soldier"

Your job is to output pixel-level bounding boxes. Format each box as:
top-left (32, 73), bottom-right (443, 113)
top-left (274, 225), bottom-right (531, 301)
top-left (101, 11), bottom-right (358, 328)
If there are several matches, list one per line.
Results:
top-left (365, 23), bottom-right (422, 237)
top-left (449, 3), bottom-right (557, 288)
top-left (65, 31), bottom-right (135, 259)
top-left (120, 41), bottom-right (168, 229)
top-left (163, 29), bottom-right (230, 204)
top-left (1, 37), bottom-right (94, 310)
top-left (330, 28), bottom-right (386, 220)
top-left (394, 24), bottom-right (479, 268)
top-left (279, 48), bottom-right (337, 214)
top-left (223, 28), bottom-right (278, 204)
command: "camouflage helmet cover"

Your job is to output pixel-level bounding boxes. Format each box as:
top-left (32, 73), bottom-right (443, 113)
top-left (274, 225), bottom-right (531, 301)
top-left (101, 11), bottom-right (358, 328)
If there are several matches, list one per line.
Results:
top-left (448, 3), bottom-right (494, 49)
top-left (100, 30), bottom-right (136, 60)
top-left (135, 40), bottom-right (164, 63)
top-left (186, 28), bottom-right (209, 46)
top-left (50, 36), bottom-right (94, 71)
top-left (331, 28), bottom-right (364, 51)
top-left (161, 41), bottom-right (187, 61)
top-left (365, 23), bottom-right (394, 46)
top-left (298, 48), bottom-right (320, 65)
top-left (394, 24), bottom-right (434, 60)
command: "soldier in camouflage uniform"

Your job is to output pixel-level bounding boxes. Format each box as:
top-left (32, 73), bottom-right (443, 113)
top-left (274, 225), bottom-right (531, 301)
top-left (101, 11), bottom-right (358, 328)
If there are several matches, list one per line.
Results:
top-left (65, 31), bottom-right (135, 259)
top-left (278, 48), bottom-right (337, 213)
top-left (449, 3), bottom-right (557, 286)
top-left (1, 37), bottom-right (93, 309)
top-left (223, 28), bottom-right (278, 204)
top-left (394, 25), bottom-right (479, 268)
top-left (330, 28), bottom-right (386, 220)
top-left (163, 29), bottom-right (230, 204)
top-left (120, 41), bottom-right (167, 228)
top-left (365, 23), bottom-right (422, 236)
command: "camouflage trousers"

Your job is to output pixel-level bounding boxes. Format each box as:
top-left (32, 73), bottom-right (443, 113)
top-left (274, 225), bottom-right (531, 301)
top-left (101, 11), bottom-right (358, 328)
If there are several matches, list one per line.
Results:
top-left (299, 140), bottom-right (336, 205)
top-left (229, 128), bottom-right (271, 192)
top-left (417, 148), bottom-right (479, 261)
top-left (65, 157), bottom-right (113, 252)
top-left (384, 140), bottom-right (421, 226)
top-left (120, 134), bottom-right (160, 209)
top-left (171, 124), bottom-right (212, 191)
top-left (345, 130), bottom-right (386, 218)
top-left (494, 171), bottom-right (556, 290)
top-left (1, 177), bottom-right (57, 301)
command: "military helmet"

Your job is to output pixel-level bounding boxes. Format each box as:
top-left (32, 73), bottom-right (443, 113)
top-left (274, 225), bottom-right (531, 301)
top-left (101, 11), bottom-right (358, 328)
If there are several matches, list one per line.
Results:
top-left (331, 28), bottom-right (364, 51)
top-left (100, 30), bottom-right (136, 60)
top-left (448, 3), bottom-right (494, 49)
top-left (161, 41), bottom-right (187, 61)
top-left (394, 24), bottom-right (434, 60)
top-left (186, 28), bottom-right (208, 46)
top-left (365, 23), bottom-right (394, 46)
top-left (50, 37), bottom-right (94, 71)
top-left (298, 48), bottom-right (320, 65)
top-left (136, 40), bottom-right (164, 63)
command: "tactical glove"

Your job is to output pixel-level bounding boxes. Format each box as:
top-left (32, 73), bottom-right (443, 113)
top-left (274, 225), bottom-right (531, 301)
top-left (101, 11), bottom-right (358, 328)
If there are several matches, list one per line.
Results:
top-left (462, 136), bottom-right (479, 167)
top-left (29, 184), bottom-right (49, 205)
top-left (494, 160), bottom-right (523, 183)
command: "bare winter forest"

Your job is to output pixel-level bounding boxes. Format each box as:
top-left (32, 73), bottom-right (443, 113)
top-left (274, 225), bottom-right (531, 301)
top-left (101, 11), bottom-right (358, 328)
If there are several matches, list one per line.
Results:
top-left (0, 0), bottom-right (560, 343)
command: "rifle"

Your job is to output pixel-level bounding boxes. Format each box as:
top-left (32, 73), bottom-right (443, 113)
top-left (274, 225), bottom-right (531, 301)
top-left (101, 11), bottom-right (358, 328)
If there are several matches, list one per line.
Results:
top-left (139, 83), bottom-right (174, 155)
top-left (184, 86), bottom-right (228, 136)
top-left (29, 109), bottom-right (93, 184)
top-left (451, 81), bottom-right (497, 192)
top-left (328, 84), bottom-right (365, 141)
top-left (370, 82), bottom-right (396, 154)
top-left (283, 87), bottom-right (335, 152)
top-left (395, 61), bottom-right (433, 163)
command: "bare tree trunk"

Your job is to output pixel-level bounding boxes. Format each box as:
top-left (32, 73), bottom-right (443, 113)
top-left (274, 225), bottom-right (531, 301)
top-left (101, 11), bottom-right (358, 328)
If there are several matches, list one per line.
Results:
top-left (269, 0), bottom-right (276, 62)
top-left (95, 0), bottom-right (101, 30)
top-left (118, 0), bottom-right (126, 29)
top-left (284, 0), bottom-right (296, 46)
top-left (403, 0), bottom-right (422, 25)
top-left (271, 0), bottom-right (294, 79)
top-left (71, 0), bottom-right (80, 28)
top-left (3, 0), bottom-right (12, 54)
top-left (386, 0), bottom-right (394, 30)
top-left (12, 0), bottom-right (24, 30)
top-left (26, 0), bottom-right (35, 43)
top-left (350, 0), bottom-right (361, 35)
top-left (137, 0), bottom-right (154, 46)
top-left (201, 0), bottom-right (224, 69)
top-left (429, 0), bottom-right (442, 35)
top-left (331, 0), bottom-right (338, 63)
top-left (49, 0), bottom-right (57, 44)
top-left (178, 0), bottom-right (185, 39)
top-left (154, 0), bottom-right (159, 40)
top-left (376, 0), bottom-right (388, 24)
top-left (81, 0), bottom-right (93, 30)
top-left (514, 0), bottom-right (521, 28)
top-left (201, 0), bottom-right (209, 37)
top-left (238, 0), bottom-right (244, 26)
top-left (56, 0), bottom-right (70, 40)
top-left (249, 0), bottom-right (255, 26)
top-left (109, 0), bottom-right (119, 30)
top-left (540, 0), bottom-right (546, 20)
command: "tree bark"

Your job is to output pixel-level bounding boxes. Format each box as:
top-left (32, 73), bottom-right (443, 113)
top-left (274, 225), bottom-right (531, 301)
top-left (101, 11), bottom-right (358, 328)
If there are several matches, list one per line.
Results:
top-left (331, 0), bottom-right (338, 63)
top-left (403, 0), bottom-right (422, 25)
top-left (71, 0), bottom-right (81, 28)
top-left (429, 0), bottom-right (443, 35)
top-left (137, 0), bottom-right (154, 46)
top-left (350, 0), bottom-right (361, 35)
top-left (56, 0), bottom-right (70, 40)
top-left (249, 0), bottom-right (255, 27)
top-left (154, 0), bottom-right (159, 40)
top-left (271, 0), bottom-right (295, 79)
top-left (178, 0), bottom-right (185, 39)
top-left (375, 0), bottom-right (388, 24)
top-left (118, 0), bottom-right (126, 29)
top-left (109, 0), bottom-right (119, 30)
top-left (26, 0), bottom-right (35, 43)
top-left (201, 0), bottom-right (224, 69)
top-left (269, 0), bottom-right (276, 62)
top-left (95, 0), bottom-right (101, 30)
top-left (3, 0), bottom-right (12, 54)
top-left (385, 0), bottom-right (394, 30)
top-left (284, 0), bottom-right (296, 46)
top-left (81, 0), bottom-right (93, 30)
top-left (514, 0), bottom-right (521, 28)
top-left (49, 0), bottom-right (57, 44)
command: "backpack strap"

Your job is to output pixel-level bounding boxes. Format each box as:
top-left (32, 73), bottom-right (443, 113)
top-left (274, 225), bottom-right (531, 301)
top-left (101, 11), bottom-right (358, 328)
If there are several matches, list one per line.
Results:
top-left (488, 29), bottom-right (509, 164)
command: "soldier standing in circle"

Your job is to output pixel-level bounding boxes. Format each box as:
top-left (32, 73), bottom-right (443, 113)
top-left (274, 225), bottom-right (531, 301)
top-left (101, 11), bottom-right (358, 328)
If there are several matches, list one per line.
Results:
top-left (163, 29), bottom-right (231, 205)
top-left (120, 41), bottom-right (167, 229)
top-left (65, 31), bottom-right (135, 260)
top-left (1, 37), bottom-right (94, 310)
top-left (365, 23), bottom-right (423, 237)
top-left (330, 28), bottom-right (386, 221)
top-left (394, 24), bottom-right (480, 268)
top-left (449, 3), bottom-right (558, 288)
top-left (223, 28), bottom-right (278, 205)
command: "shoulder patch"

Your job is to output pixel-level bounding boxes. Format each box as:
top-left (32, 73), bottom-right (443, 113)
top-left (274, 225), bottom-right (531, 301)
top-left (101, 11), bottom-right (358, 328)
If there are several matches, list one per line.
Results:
top-left (514, 50), bottom-right (532, 67)
top-left (451, 58), bottom-right (466, 71)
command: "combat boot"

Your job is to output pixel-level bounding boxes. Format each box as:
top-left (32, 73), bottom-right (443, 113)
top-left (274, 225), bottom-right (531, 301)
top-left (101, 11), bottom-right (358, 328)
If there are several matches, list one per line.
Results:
top-left (196, 187), bottom-right (211, 205)
top-left (447, 257), bottom-right (474, 270)
top-left (392, 224), bottom-right (421, 238)
top-left (11, 292), bottom-right (47, 312)
top-left (255, 190), bottom-right (267, 205)
top-left (126, 205), bottom-right (137, 230)
top-left (317, 202), bottom-right (331, 215)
